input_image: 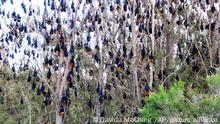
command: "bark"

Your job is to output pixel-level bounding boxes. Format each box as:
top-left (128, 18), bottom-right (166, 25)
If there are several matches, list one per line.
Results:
top-left (95, 21), bottom-right (103, 123)
top-left (56, 51), bottom-right (64, 124)
top-left (149, 2), bottom-right (155, 89)
top-left (131, 0), bottom-right (140, 104)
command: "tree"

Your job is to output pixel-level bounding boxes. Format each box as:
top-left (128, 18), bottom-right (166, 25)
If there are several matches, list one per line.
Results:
top-left (0, 0), bottom-right (219, 124)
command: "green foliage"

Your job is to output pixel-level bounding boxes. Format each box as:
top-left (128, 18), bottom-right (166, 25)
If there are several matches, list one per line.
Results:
top-left (207, 73), bottom-right (220, 89)
top-left (140, 81), bottom-right (185, 122)
top-left (140, 73), bottom-right (220, 123)
top-left (0, 106), bottom-right (16, 124)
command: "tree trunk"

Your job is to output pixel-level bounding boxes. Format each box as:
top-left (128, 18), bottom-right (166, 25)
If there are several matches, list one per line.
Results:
top-left (56, 52), bottom-right (64, 124)
top-left (149, 1), bottom-right (155, 89)
top-left (56, 108), bottom-right (63, 124)
top-left (131, 0), bottom-right (140, 104)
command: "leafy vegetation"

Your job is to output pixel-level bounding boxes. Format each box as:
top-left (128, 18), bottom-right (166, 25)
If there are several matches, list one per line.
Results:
top-left (141, 73), bottom-right (220, 123)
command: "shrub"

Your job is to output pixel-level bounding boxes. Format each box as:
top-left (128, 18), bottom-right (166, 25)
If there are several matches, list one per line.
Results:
top-left (140, 73), bottom-right (220, 123)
